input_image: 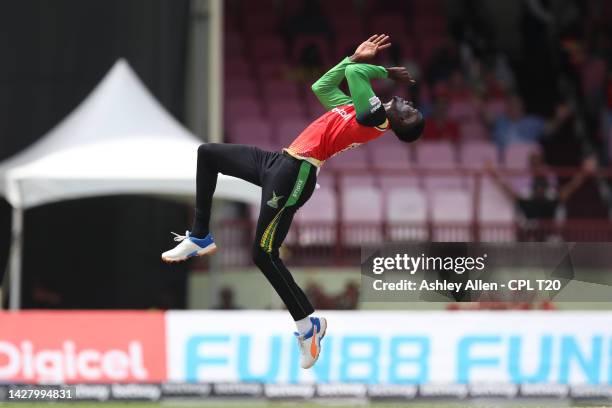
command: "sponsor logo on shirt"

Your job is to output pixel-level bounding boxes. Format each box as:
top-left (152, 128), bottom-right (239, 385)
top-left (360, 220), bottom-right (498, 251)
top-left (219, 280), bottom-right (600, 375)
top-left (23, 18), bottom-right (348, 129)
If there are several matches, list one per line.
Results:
top-left (331, 107), bottom-right (353, 121)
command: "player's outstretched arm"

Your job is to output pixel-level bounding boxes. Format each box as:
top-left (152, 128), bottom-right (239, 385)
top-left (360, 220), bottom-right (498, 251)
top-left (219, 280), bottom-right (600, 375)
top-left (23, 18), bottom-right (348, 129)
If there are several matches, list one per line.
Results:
top-left (311, 34), bottom-right (391, 112)
top-left (343, 35), bottom-right (395, 126)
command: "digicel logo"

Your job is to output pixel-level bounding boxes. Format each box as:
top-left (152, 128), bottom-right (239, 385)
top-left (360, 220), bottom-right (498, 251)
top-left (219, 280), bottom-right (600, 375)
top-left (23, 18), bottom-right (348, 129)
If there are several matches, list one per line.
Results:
top-left (0, 311), bottom-right (167, 383)
top-left (0, 340), bottom-right (148, 383)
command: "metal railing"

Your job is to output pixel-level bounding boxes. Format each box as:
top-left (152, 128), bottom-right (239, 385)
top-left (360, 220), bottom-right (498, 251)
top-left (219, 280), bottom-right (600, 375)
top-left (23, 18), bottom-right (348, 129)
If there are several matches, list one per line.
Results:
top-left (209, 167), bottom-right (612, 268)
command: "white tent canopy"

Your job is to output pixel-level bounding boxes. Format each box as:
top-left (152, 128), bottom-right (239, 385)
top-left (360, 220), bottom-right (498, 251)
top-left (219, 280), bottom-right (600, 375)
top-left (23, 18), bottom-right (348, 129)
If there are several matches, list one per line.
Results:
top-left (1, 59), bottom-right (260, 309)
top-left (1, 59), bottom-right (259, 207)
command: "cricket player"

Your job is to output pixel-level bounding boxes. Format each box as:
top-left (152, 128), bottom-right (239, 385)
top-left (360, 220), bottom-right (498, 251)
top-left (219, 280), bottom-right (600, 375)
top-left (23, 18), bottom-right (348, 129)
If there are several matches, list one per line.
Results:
top-left (162, 34), bottom-right (425, 368)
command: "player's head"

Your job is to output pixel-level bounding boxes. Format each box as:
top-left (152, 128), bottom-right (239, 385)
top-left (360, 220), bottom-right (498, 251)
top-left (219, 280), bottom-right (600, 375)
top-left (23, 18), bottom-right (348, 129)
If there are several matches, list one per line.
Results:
top-left (384, 96), bottom-right (425, 143)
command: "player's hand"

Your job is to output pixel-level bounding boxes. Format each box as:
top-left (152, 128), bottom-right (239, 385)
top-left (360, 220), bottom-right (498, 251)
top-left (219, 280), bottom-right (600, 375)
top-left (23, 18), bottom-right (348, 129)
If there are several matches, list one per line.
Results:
top-left (386, 67), bottom-right (416, 84)
top-left (350, 34), bottom-right (391, 63)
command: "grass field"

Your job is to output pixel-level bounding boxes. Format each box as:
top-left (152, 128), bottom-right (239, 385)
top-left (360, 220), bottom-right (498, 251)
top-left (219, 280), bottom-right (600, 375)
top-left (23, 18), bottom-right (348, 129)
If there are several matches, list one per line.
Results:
top-left (0, 403), bottom-right (607, 408)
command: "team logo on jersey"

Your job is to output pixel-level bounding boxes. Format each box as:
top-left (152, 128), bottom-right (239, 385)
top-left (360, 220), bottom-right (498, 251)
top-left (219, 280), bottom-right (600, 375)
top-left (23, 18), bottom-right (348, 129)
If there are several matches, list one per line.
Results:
top-left (266, 191), bottom-right (284, 209)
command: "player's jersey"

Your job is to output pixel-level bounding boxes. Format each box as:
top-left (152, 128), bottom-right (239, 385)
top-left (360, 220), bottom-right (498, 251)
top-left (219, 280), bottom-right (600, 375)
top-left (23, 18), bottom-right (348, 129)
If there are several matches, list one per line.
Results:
top-left (285, 105), bottom-right (388, 167)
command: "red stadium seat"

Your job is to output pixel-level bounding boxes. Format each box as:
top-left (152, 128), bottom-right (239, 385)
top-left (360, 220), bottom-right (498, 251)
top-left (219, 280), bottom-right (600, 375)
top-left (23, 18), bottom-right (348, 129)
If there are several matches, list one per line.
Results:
top-left (368, 15), bottom-right (409, 39)
top-left (415, 141), bottom-right (456, 168)
top-left (371, 145), bottom-right (411, 170)
top-left (431, 189), bottom-right (473, 241)
top-left (378, 174), bottom-right (421, 192)
top-left (339, 174), bottom-right (377, 188)
top-left (330, 15), bottom-right (364, 37)
top-left (413, 16), bottom-right (447, 35)
top-left (459, 141), bottom-right (498, 169)
top-left (341, 186), bottom-right (383, 245)
top-left (250, 36), bottom-right (287, 60)
top-left (459, 119), bottom-right (490, 142)
top-left (478, 178), bottom-right (516, 241)
top-left (326, 147), bottom-right (370, 170)
top-left (244, 14), bottom-right (280, 35)
top-left (503, 143), bottom-right (540, 169)
top-left (225, 97), bottom-right (263, 119)
top-left (229, 118), bottom-right (274, 146)
top-left (275, 117), bottom-right (311, 145)
top-left (296, 187), bottom-right (337, 246)
top-left (261, 80), bottom-right (300, 99)
top-left (447, 99), bottom-right (480, 122)
top-left (255, 61), bottom-right (289, 79)
top-left (386, 187), bottom-right (428, 241)
top-left (224, 78), bottom-right (258, 99)
top-left (224, 62), bottom-right (252, 81)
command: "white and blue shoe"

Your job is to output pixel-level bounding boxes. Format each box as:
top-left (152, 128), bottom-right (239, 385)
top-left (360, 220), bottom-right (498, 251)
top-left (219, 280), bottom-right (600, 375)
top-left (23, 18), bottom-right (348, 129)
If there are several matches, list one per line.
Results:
top-left (295, 316), bottom-right (327, 369)
top-left (161, 231), bottom-right (217, 263)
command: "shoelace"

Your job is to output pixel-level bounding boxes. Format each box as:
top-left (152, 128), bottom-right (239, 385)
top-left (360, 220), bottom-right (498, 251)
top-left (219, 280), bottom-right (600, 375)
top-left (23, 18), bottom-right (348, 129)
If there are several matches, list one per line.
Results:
top-left (171, 231), bottom-right (190, 242)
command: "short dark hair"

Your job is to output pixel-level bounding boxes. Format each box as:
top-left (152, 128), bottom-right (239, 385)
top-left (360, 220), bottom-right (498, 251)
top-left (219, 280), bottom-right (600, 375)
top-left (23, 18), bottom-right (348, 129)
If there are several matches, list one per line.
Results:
top-left (392, 113), bottom-right (425, 143)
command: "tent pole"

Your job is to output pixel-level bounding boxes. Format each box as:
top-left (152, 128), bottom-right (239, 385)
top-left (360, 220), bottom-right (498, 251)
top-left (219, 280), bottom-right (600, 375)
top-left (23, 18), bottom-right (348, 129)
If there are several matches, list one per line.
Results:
top-left (208, 0), bottom-right (222, 142)
top-left (8, 205), bottom-right (23, 310)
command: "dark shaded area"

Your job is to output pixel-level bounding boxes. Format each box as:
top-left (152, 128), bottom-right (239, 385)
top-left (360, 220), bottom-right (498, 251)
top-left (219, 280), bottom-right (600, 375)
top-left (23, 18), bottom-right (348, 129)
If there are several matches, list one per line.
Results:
top-left (0, 0), bottom-right (191, 309)
top-left (20, 196), bottom-right (190, 309)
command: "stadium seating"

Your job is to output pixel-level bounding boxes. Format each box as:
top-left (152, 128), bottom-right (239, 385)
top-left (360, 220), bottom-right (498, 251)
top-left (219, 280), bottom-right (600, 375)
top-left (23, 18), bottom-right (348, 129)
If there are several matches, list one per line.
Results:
top-left (387, 188), bottom-right (428, 241)
top-left (230, 118), bottom-right (274, 146)
top-left (503, 143), bottom-right (539, 169)
top-left (459, 141), bottom-right (498, 169)
top-left (459, 119), bottom-right (489, 142)
top-left (262, 80), bottom-right (300, 99)
top-left (222, 0), bottom-right (555, 247)
top-left (296, 187), bottom-right (337, 245)
top-left (275, 118), bottom-right (311, 146)
top-left (431, 189), bottom-right (472, 241)
top-left (371, 146), bottom-right (411, 170)
top-left (326, 147), bottom-right (370, 170)
top-left (340, 173), bottom-right (377, 188)
top-left (378, 174), bottom-right (421, 191)
top-left (368, 15), bottom-right (408, 39)
top-left (226, 97), bottom-right (263, 119)
top-left (225, 78), bottom-right (257, 99)
top-left (341, 186), bottom-right (383, 245)
top-left (478, 177), bottom-right (516, 241)
top-left (266, 98), bottom-right (307, 118)
top-left (415, 141), bottom-right (456, 169)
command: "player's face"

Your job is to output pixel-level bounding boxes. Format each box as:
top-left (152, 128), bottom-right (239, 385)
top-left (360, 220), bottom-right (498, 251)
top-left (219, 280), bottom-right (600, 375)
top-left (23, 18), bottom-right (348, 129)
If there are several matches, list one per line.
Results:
top-left (384, 96), bottom-right (420, 126)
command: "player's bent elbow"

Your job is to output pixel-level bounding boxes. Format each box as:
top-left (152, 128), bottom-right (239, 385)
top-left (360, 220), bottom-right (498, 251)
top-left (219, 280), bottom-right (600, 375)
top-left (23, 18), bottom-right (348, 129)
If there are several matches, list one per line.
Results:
top-left (344, 64), bottom-right (364, 78)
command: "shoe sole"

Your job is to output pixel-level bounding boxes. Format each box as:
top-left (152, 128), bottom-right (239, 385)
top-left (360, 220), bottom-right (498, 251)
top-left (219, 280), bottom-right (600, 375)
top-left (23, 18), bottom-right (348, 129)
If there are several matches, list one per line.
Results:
top-left (161, 243), bottom-right (218, 264)
top-left (303, 317), bottom-right (327, 369)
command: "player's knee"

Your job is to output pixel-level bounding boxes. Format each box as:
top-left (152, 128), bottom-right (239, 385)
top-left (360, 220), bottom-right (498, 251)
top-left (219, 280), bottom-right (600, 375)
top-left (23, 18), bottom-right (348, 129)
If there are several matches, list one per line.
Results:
top-left (198, 143), bottom-right (216, 158)
top-left (251, 244), bottom-right (269, 268)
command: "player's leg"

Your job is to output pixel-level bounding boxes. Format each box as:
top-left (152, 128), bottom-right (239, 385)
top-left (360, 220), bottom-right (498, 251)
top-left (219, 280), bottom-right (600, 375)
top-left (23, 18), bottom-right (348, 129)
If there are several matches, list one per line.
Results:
top-left (251, 154), bottom-right (327, 368)
top-left (192, 143), bottom-right (266, 237)
top-left (162, 143), bottom-right (268, 263)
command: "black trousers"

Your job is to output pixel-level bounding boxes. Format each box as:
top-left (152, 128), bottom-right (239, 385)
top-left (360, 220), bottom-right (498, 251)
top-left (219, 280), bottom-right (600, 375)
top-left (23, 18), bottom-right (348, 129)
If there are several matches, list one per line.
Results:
top-left (193, 143), bottom-right (317, 320)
